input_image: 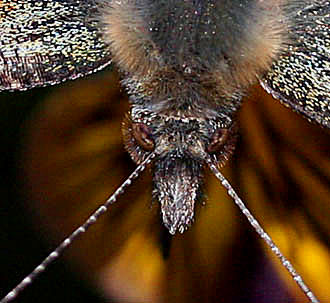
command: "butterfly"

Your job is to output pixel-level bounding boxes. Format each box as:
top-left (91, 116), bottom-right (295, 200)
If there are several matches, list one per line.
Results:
top-left (0, 0), bottom-right (329, 302)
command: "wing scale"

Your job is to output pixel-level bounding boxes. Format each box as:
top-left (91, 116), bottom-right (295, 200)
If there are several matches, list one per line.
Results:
top-left (0, 0), bottom-right (112, 91)
top-left (261, 1), bottom-right (330, 128)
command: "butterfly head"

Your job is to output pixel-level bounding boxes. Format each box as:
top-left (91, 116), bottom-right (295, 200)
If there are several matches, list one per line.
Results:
top-left (123, 108), bottom-right (237, 234)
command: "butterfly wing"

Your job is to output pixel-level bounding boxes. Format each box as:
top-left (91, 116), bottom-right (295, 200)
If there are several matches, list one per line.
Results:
top-left (261, 1), bottom-right (330, 128)
top-left (0, 0), bottom-right (111, 91)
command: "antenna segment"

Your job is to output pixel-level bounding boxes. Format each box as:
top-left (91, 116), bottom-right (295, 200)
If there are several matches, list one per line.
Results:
top-left (206, 156), bottom-right (319, 303)
top-left (0, 153), bottom-right (155, 303)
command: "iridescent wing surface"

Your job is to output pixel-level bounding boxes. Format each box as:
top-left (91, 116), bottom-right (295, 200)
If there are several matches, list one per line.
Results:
top-left (0, 0), bottom-right (111, 91)
top-left (261, 1), bottom-right (330, 128)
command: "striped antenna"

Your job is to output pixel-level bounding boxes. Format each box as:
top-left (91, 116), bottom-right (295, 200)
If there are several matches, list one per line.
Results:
top-left (206, 156), bottom-right (319, 303)
top-left (0, 152), bottom-right (155, 303)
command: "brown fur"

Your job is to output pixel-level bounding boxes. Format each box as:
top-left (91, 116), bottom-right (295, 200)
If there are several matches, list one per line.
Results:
top-left (101, 0), bottom-right (288, 113)
top-left (100, 0), bottom-right (162, 77)
top-left (212, 1), bottom-right (288, 89)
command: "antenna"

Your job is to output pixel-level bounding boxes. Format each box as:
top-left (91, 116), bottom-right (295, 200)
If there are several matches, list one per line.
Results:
top-left (0, 152), bottom-right (155, 303)
top-left (206, 156), bottom-right (319, 303)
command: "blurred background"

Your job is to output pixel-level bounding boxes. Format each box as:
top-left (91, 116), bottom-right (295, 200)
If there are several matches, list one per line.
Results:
top-left (0, 68), bottom-right (329, 303)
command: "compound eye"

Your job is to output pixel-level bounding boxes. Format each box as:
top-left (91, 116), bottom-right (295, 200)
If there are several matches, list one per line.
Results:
top-left (132, 123), bottom-right (155, 151)
top-left (207, 128), bottom-right (230, 153)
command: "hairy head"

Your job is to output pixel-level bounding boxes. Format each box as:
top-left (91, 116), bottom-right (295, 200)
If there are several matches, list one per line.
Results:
top-left (123, 109), bottom-right (237, 234)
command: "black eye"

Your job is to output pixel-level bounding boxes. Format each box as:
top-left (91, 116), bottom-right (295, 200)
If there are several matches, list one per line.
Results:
top-left (132, 123), bottom-right (155, 151)
top-left (207, 128), bottom-right (230, 153)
